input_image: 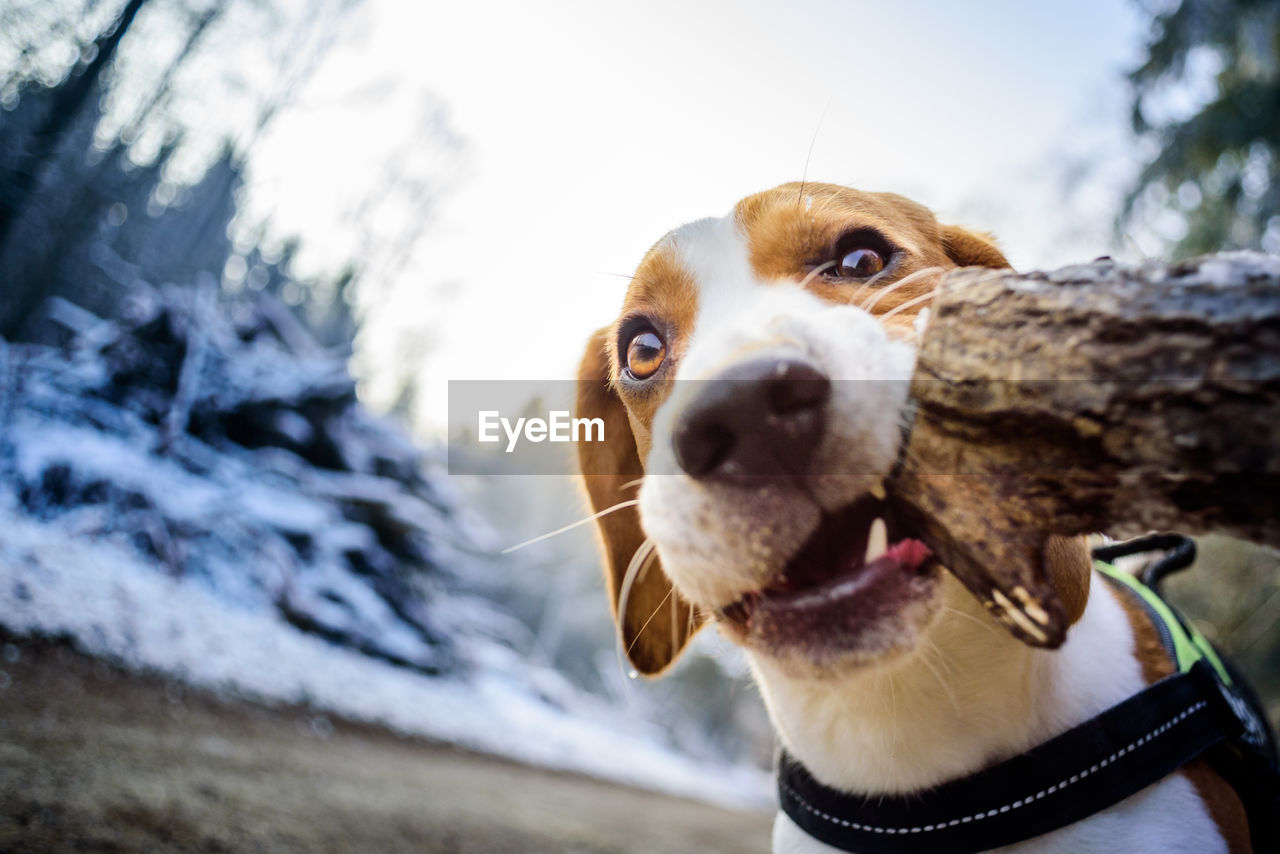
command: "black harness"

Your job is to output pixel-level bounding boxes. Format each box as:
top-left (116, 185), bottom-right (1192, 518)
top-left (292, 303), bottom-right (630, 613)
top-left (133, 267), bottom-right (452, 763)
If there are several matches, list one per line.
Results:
top-left (777, 535), bottom-right (1280, 854)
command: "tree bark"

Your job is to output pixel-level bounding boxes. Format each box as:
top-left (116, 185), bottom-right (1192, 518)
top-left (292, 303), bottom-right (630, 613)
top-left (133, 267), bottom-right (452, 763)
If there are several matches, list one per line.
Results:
top-left (885, 252), bottom-right (1280, 648)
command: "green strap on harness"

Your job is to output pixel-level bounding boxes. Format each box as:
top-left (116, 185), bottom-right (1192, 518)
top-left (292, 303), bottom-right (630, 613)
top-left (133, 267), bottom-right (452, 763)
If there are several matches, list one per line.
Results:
top-left (1094, 559), bottom-right (1233, 685)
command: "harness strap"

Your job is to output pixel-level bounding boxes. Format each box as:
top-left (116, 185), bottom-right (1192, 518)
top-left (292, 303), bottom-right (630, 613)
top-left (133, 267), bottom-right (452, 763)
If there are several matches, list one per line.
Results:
top-left (1097, 551), bottom-right (1274, 758)
top-left (1095, 559), bottom-right (1232, 684)
top-left (777, 660), bottom-right (1242, 854)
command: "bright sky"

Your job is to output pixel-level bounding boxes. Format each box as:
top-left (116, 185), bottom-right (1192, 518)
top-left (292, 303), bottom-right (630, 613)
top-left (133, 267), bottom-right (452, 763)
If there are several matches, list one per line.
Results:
top-left (245, 0), bottom-right (1149, 433)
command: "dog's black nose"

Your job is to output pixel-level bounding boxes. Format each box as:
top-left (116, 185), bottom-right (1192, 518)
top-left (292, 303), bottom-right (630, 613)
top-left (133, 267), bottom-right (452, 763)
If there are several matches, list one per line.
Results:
top-left (673, 356), bottom-right (830, 479)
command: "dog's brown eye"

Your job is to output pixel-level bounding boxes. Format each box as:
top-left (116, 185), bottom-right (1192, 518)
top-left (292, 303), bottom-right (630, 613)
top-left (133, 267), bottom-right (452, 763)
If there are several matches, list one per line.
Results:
top-left (838, 248), bottom-right (885, 278)
top-left (626, 331), bottom-right (666, 379)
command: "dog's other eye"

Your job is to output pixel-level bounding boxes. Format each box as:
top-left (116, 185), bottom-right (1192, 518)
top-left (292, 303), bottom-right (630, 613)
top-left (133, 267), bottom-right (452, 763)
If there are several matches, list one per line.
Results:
top-left (837, 247), bottom-right (885, 278)
top-left (818, 229), bottom-right (898, 281)
top-left (626, 330), bottom-right (666, 379)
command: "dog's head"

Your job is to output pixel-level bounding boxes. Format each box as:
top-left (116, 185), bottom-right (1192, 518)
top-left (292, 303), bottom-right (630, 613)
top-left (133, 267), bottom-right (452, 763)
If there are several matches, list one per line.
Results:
top-left (577, 183), bottom-right (1085, 678)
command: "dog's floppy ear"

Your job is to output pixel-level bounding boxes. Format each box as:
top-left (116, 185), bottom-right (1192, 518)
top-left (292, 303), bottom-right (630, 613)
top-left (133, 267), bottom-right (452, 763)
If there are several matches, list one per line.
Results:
top-left (940, 224), bottom-right (1012, 269)
top-left (576, 327), bottom-right (701, 675)
top-left (1045, 534), bottom-right (1092, 627)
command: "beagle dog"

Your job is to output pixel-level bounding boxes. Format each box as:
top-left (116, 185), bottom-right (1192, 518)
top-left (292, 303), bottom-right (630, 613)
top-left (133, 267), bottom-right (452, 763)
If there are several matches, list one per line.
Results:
top-left (575, 183), bottom-right (1252, 853)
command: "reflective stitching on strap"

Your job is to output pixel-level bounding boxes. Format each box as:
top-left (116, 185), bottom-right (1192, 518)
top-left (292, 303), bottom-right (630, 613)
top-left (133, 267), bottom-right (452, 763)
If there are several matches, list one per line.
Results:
top-left (782, 701), bottom-right (1208, 835)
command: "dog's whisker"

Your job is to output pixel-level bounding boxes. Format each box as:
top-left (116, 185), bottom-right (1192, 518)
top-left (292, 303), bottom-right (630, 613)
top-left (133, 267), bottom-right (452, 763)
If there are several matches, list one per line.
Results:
top-left (940, 604), bottom-right (1004, 639)
top-left (918, 638), bottom-right (961, 715)
top-left (619, 477), bottom-right (645, 492)
top-left (878, 289), bottom-right (942, 323)
top-left (796, 98), bottom-right (832, 207)
top-left (627, 582), bottom-right (675, 656)
top-left (619, 541), bottom-right (658, 617)
top-left (602, 270), bottom-right (660, 292)
top-left (798, 259), bottom-right (836, 290)
top-left (614, 538), bottom-right (659, 678)
top-left (845, 265), bottom-right (895, 307)
top-left (670, 588), bottom-right (680, 651)
top-left (501, 499), bottom-right (639, 553)
top-left (1121, 232), bottom-right (1148, 261)
top-left (880, 272), bottom-right (998, 325)
top-left (858, 265), bottom-right (935, 311)
top-left (617, 537), bottom-right (658, 631)
top-left (860, 266), bottom-right (945, 313)
top-left (884, 670), bottom-right (900, 766)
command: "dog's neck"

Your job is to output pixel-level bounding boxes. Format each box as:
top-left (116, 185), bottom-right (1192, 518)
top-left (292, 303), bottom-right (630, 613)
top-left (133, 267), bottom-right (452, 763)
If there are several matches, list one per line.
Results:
top-left (748, 572), bottom-right (1145, 796)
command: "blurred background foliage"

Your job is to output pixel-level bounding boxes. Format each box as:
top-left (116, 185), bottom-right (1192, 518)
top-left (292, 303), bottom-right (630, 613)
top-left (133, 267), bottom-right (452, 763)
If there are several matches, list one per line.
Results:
top-left (1164, 537), bottom-right (1280, 724)
top-left (1123, 0), bottom-right (1280, 256)
top-left (0, 0), bottom-right (1275, 775)
top-left (0, 0), bottom-right (363, 345)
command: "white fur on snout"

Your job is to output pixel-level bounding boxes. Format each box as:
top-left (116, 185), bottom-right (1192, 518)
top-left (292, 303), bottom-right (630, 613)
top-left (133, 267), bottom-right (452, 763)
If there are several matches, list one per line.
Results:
top-left (792, 298), bottom-right (915, 512)
top-left (637, 213), bottom-right (917, 610)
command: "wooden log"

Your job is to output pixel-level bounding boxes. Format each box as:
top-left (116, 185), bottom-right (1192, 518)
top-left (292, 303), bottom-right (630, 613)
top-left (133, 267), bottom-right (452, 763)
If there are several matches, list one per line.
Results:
top-left (885, 252), bottom-right (1280, 648)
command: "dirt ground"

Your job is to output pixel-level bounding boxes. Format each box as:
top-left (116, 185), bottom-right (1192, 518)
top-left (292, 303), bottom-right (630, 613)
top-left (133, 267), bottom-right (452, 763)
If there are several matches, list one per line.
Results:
top-left (0, 636), bottom-right (772, 853)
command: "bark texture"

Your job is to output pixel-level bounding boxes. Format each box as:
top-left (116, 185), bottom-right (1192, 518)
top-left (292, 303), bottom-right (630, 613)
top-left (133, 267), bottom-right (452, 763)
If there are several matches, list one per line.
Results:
top-left (885, 252), bottom-right (1280, 647)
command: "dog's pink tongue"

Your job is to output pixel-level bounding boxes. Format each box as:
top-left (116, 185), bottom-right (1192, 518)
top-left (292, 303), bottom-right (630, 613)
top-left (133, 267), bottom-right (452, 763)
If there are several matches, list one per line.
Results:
top-left (747, 538), bottom-right (938, 650)
top-left (884, 538), bottom-right (932, 571)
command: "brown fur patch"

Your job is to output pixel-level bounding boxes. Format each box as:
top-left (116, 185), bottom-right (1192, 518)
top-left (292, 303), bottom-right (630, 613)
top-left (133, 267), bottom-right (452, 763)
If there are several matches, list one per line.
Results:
top-left (1182, 760), bottom-right (1254, 854)
top-left (1045, 535), bottom-right (1091, 626)
top-left (734, 183), bottom-right (1010, 334)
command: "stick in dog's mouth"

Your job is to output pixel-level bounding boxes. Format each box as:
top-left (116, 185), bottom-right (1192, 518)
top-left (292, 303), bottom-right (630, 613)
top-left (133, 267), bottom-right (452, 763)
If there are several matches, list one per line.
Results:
top-left (717, 494), bottom-right (937, 652)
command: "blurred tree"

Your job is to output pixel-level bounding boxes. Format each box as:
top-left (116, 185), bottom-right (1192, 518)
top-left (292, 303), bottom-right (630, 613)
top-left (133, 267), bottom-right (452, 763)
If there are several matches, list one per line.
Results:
top-left (0, 0), bottom-right (361, 341)
top-left (0, 0), bottom-right (148, 336)
top-left (0, 0), bottom-right (145, 241)
top-left (1122, 0), bottom-right (1280, 257)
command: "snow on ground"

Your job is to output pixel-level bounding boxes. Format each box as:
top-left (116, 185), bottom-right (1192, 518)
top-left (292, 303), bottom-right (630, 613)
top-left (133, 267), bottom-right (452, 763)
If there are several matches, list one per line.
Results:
top-left (0, 500), bottom-right (772, 810)
top-left (0, 288), bottom-right (772, 812)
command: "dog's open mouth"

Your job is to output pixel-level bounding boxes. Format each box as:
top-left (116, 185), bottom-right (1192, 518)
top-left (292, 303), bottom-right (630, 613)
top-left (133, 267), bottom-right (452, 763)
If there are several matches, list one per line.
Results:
top-left (718, 495), bottom-right (937, 653)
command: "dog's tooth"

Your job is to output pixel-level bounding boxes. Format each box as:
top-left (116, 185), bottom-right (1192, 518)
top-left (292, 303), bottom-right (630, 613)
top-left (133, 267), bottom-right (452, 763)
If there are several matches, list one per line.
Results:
top-left (1012, 586), bottom-right (1051, 626)
top-left (868, 478), bottom-right (886, 501)
top-left (1024, 601), bottom-right (1051, 627)
top-left (865, 517), bottom-right (887, 563)
top-left (992, 589), bottom-right (1050, 643)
